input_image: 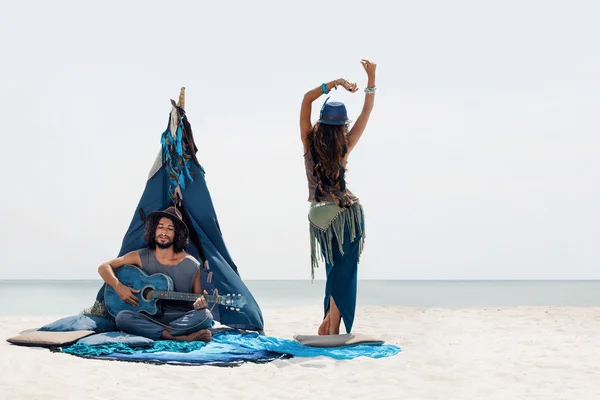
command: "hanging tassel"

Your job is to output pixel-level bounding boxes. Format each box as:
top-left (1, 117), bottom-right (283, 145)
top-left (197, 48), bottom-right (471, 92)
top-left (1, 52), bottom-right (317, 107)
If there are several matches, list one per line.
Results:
top-left (160, 109), bottom-right (197, 203)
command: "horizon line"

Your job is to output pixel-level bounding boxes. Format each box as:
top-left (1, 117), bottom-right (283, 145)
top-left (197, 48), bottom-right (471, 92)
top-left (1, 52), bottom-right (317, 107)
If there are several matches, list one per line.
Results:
top-left (1, 278), bottom-right (599, 282)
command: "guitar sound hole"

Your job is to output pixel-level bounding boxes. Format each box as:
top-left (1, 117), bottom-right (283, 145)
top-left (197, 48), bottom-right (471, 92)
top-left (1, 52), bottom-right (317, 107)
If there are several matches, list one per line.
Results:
top-left (142, 287), bottom-right (154, 301)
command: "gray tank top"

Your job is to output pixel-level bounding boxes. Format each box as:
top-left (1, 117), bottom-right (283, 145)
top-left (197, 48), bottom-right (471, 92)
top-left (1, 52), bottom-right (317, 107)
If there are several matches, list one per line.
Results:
top-left (138, 248), bottom-right (200, 312)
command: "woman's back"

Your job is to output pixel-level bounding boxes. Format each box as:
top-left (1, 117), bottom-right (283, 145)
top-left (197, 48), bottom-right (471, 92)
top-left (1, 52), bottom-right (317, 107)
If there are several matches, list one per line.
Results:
top-left (303, 150), bottom-right (355, 203)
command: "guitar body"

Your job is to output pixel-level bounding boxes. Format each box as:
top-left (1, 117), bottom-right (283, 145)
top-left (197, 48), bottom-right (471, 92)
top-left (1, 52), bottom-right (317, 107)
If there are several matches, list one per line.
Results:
top-left (104, 265), bottom-right (173, 317)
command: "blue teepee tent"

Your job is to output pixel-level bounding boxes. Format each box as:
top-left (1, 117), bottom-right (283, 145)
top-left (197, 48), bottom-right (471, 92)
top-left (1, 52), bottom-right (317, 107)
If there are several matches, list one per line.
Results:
top-left (93, 88), bottom-right (264, 332)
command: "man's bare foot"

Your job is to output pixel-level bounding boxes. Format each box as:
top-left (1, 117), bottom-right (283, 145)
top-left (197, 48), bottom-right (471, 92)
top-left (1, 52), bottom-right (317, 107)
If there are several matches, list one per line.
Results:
top-left (184, 329), bottom-right (212, 342)
top-left (318, 314), bottom-right (331, 335)
top-left (162, 329), bottom-right (212, 342)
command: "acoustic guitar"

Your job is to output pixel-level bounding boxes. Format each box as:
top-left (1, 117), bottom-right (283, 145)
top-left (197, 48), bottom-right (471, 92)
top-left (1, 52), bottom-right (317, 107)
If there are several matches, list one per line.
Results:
top-left (104, 265), bottom-right (246, 317)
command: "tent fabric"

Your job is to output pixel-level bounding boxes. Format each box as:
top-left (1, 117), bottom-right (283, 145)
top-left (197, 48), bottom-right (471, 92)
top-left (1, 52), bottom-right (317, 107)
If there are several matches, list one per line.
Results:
top-left (91, 100), bottom-right (264, 332)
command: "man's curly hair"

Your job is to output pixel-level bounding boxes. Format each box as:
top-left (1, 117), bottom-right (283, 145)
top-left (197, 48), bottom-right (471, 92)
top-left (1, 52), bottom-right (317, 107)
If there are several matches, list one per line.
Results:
top-left (143, 215), bottom-right (189, 253)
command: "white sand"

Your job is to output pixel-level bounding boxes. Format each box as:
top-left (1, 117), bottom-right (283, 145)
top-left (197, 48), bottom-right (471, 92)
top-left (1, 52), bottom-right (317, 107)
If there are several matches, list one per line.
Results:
top-left (2, 306), bottom-right (600, 399)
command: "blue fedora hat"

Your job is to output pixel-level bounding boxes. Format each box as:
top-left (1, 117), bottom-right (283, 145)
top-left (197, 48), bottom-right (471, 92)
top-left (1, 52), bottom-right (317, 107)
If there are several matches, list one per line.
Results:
top-left (318, 98), bottom-right (351, 125)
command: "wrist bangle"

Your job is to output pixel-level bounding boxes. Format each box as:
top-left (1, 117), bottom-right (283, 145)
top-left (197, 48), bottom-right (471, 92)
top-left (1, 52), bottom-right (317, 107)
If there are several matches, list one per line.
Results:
top-left (321, 83), bottom-right (329, 94)
top-left (364, 86), bottom-right (377, 94)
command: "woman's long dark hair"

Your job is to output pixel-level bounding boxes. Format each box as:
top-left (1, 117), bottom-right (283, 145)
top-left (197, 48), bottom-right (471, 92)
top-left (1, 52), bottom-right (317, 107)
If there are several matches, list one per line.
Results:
top-left (144, 215), bottom-right (190, 253)
top-left (308, 122), bottom-right (353, 208)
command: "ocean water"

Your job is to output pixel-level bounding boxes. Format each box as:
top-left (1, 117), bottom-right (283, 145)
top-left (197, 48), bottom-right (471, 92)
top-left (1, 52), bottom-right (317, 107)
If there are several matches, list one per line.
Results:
top-left (0, 280), bottom-right (599, 316)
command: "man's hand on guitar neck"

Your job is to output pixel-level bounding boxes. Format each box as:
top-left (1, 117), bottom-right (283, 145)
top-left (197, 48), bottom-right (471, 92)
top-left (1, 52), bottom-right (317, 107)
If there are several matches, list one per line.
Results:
top-left (116, 283), bottom-right (140, 307)
top-left (193, 291), bottom-right (208, 310)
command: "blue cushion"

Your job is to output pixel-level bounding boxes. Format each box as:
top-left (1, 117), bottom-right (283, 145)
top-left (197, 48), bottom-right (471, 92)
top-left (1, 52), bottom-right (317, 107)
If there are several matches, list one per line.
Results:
top-left (38, 315), bottom-right (117, 333)
top-left (76, 332), bottom-right (154, 347)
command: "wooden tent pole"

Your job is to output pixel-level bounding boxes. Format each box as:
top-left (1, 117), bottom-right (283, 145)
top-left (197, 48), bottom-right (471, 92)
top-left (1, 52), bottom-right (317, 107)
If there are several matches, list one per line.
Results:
top-left (177, 87), bottom-right (185, 109)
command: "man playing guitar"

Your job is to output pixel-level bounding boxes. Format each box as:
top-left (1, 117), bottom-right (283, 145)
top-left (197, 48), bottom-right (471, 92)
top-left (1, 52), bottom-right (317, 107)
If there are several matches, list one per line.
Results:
top-left (98, 206), bottom-right (213, 342)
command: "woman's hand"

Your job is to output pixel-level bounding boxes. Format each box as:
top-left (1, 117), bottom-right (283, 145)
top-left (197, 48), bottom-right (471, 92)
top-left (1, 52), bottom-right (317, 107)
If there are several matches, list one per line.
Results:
top-left (361, 59), bottom-right (377, 87)
top-left (361, 59), bottom-right (376, 78)
top-left (336, 78), bottom-right (359, 93)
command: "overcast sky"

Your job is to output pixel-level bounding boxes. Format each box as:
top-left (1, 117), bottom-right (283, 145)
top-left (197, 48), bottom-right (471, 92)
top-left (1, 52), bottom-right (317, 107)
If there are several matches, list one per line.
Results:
top-left (0, 0), bottom-right (598, 280)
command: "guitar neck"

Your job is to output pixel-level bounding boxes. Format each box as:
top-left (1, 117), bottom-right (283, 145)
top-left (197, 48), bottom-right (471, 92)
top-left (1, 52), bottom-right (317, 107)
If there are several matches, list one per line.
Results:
top-left (153, 290), bottom-right (220, 304)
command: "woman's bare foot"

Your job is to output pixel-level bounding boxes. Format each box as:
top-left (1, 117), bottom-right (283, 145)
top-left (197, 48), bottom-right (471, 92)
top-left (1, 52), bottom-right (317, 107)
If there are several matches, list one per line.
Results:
top-left (328, 323), bottom-right (340, 335)
top-left (327, 296), bottom-right (342, 335)
top-left (318, 313), bottom-right (331, 335)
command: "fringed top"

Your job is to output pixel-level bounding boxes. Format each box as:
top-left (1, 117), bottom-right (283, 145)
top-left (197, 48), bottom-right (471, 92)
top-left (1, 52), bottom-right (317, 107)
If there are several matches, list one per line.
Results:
top-left (303, 151), bottom-right (356, 204)
top-left (304, 151), bottom-right (365, 280)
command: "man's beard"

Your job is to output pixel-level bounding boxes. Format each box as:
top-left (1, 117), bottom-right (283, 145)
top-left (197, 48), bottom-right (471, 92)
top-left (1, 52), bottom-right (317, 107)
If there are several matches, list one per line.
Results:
top-left (156, 237), bottom-right (174, 249)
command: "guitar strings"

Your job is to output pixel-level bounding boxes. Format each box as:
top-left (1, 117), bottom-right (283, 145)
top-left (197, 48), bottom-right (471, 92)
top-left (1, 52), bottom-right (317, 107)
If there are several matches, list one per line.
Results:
top-left (140, 300), bottom-right (218, 333)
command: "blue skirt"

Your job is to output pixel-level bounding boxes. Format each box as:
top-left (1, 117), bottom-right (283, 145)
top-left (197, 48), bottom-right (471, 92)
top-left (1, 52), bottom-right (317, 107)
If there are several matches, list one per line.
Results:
top-left (321, 208), bottom-right (365, 333)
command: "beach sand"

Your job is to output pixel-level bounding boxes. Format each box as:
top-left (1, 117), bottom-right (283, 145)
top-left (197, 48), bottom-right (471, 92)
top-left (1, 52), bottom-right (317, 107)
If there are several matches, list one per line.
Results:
top-left (2, 306), bottom-right (599, 399)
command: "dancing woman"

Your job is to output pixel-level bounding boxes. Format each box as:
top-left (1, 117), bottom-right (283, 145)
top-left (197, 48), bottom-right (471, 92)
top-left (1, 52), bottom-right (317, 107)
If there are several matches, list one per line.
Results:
top-left (299, 59), bottom-right (377, 335)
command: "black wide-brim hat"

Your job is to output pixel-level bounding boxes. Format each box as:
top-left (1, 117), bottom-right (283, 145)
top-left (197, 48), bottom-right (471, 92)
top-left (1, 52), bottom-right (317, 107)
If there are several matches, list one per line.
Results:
top-left (146, 206), bottom-right (189, 235)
